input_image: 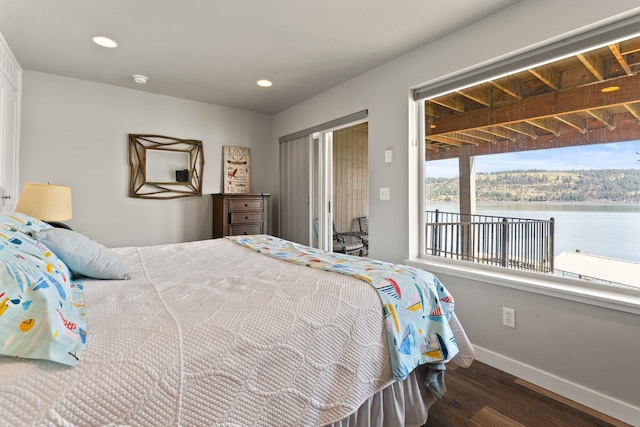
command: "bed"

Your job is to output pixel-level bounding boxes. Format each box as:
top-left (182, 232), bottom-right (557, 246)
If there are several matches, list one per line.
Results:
top-left (0, 212), bottom-right (473, 427)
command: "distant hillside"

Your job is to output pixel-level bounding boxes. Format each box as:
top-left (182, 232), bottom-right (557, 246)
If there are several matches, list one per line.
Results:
top-left (426, 169), bottom-right (640, 203)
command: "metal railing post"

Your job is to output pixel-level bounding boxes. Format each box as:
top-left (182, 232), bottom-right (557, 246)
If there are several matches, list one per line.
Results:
top-left (501, 217), bottom-right (509, 267)
top-left (433, 209), bottom-right (440, 256)
top-left (549, 217), bottom-right (555, 272)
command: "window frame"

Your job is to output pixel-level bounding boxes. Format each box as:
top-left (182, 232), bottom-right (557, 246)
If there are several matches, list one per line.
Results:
top-left (410, 15), bottom-right (640, 315)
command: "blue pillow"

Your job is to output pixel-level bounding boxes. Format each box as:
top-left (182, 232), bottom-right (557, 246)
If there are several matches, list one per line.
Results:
top-left (0, 228), bottom-right (86, 366)
top-left (34, 228), bottom-right (130, 280)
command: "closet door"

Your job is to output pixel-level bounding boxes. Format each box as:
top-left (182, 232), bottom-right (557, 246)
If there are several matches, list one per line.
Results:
top-left (0, 33), bottom-right (21, 212)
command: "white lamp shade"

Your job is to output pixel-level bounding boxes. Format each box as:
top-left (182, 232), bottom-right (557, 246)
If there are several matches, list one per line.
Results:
top-left (15, 182), bottom-right (72, 222)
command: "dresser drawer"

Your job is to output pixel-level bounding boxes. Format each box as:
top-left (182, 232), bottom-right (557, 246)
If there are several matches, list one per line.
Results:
top-left (229, 199), bottom-right (263, 211)
top-left (229, 225), bottom-right (263, 236)
top-left (211, 193), bottom-right (270, 239)
top-left (230, 212), bottom-right (263, 224)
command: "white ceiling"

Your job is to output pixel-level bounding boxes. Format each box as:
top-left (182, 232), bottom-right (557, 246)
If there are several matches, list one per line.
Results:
top-left (0, 0), bottom-right (520, 115)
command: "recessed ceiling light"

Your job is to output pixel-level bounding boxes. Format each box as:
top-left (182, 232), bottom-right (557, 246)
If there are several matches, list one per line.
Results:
top-left (257, 79), bottom-right (273, 87)
top-left (91, 35), bottom-right (118, 48)
top-left (600, 85), bottom-right (620, 93)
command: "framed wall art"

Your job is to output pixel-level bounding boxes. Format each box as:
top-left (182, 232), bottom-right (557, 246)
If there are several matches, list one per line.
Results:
top-left (222, 145), bottom-right (250, 193)
top-left (129, 134), bottom-right (204, 199)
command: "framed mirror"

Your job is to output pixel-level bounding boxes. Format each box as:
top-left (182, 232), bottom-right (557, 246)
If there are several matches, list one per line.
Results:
top-left (129, 134), bottom-right (204, 199)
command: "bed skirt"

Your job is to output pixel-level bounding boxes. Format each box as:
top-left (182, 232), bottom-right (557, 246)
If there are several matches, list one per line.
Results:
top-left (325, 365), bottom-right (439, 427)
top-left (326, 309), bottom-right (475, 427)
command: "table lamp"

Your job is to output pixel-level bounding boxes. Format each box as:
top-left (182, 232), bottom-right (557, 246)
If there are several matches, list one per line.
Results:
top-left (15, 182), bottom-right (73, 229)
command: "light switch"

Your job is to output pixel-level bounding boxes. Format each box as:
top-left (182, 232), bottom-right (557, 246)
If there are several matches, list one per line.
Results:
top-left (384, 150), bottom-right (393, 163)
top-left (380, 187), bottom-right (390, 200)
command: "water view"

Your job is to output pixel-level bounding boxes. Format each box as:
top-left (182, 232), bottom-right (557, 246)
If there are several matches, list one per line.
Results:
top-left (426, 201), bottom-right (640, 263)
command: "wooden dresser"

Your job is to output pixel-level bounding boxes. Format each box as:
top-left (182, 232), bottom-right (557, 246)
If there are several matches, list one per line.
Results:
top-left (211, 193), bottom-right (271, 238)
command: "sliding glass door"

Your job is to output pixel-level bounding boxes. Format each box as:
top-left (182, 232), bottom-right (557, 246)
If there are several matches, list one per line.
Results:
top-left (279, 112), bottom-right (368, 252)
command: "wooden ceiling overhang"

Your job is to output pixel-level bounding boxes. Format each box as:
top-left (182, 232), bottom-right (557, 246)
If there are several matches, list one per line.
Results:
top-left (425, 36), bottom-right (640, 161)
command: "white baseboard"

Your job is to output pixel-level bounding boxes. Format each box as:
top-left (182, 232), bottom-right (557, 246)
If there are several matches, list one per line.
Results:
top-left (472, 345), bottom-right (640, 426)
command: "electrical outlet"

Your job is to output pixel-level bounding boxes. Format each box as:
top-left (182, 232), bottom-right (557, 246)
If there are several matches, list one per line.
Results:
top-left (380, 187), bottom-right (390, 200)
top-left (503, 307), bottom-right (516, 328)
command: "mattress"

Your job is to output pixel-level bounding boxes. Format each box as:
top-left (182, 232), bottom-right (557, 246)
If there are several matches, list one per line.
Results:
top-left (0, 237), bottom-right (472, 426)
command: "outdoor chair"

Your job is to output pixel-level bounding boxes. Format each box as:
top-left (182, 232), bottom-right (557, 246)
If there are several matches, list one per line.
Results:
top-left (333, 228), bottom-right (364, 256)
top-left (335, 216), bottom-right (368, 256)
top-left (314, 218), bottom-right (364, 256)
top-left (357, 216), bottom-right (369, 255)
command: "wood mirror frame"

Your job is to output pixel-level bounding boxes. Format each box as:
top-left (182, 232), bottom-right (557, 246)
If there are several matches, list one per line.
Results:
top-left (129, 134), bottom-right (204, 199)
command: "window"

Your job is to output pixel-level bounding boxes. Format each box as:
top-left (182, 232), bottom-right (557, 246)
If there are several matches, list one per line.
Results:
top-left (416, 22), bottom-right (640, 291)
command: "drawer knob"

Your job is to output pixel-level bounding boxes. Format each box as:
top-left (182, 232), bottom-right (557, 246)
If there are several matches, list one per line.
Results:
top-left (244, 203), bottom-right (248, 207)
top-left (245, 216), bottom-right (249, 219)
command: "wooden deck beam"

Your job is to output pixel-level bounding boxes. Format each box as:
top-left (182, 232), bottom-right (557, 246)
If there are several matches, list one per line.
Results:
top-left (428, 73), bottom-right (640, 135)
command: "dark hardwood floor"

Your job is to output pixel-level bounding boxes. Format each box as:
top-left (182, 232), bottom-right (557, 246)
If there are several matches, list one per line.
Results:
top-left (424, 361), bottom-right (632, 427)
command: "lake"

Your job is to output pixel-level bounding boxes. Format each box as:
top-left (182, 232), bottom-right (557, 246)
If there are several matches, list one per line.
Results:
top-left (426, 202), bottom-right (640, 263)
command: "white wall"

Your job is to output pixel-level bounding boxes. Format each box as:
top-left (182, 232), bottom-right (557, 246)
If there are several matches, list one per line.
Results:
top-left (20, 71), bottom-right (272, 247)
top-left (271, 0), bottom-right (640, 423)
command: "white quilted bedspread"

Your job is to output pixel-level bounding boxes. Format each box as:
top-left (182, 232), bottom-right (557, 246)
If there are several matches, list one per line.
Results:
top-left (0, 238), bottom-right (399, 426)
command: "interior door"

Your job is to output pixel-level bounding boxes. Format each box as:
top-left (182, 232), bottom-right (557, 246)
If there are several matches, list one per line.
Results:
top-left (0, 73), bottom-right (20, 212)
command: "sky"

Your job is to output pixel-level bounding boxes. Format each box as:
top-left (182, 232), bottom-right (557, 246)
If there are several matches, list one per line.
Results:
top-left (425, 141), bottom-right (640, 178)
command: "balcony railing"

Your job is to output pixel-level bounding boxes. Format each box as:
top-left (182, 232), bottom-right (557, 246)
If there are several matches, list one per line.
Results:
top-left (425, 210), bottom-right (554, 273)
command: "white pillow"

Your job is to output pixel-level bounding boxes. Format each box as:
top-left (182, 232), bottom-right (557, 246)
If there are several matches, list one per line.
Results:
top-left (35, 228), bottom-right (130, 280)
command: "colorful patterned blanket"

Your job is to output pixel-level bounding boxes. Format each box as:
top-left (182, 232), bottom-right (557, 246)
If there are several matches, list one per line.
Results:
top-left (228, 235), bottom-right (459, 380)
